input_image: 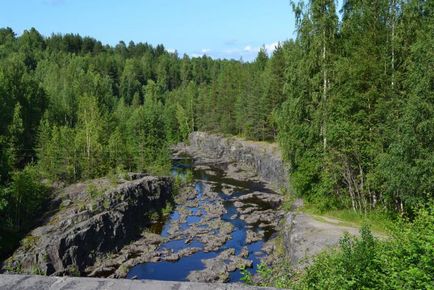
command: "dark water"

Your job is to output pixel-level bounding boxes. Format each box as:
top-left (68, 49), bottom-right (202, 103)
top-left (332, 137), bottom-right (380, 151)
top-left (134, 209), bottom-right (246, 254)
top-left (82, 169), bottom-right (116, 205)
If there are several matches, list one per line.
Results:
top-left (127, 156), bottom-right (276, 282)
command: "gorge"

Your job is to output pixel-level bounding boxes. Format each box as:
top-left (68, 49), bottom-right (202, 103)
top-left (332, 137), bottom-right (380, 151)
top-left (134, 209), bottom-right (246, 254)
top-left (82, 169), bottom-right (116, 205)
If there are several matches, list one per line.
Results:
top-left (1, 132), bottom-right (364, 289)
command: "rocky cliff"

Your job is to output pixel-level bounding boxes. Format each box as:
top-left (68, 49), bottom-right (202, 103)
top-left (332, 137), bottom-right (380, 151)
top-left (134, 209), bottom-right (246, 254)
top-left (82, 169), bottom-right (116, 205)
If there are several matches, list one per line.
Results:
top-left (178, 132), bottom-right (290, 191)
top-left (2, 175), bottom-right (173, 276)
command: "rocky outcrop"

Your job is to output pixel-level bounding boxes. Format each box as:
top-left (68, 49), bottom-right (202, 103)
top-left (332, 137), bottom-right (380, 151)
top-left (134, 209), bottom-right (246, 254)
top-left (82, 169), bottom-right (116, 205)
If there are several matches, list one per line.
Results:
top-left (175, 132), bottom-right (290, 190)
top-left (2, 176), bottom-right (173, 276)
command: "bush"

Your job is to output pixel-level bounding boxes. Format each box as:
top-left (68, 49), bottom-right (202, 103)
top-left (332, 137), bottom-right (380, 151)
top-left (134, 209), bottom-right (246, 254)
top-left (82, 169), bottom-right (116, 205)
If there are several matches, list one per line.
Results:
top-left (296, 205), bottom-right (434, 289)
top-left (4, 166), bottom-right (49, 231)
top-left (255, 204), bottom-right (434, 289)
top-left (0, 165), bottom-right (49, 258)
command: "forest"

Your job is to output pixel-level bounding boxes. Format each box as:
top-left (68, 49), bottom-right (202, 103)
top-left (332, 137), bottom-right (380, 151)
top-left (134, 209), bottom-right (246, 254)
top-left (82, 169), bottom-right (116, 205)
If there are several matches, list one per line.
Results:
top-left (0, 0), bottom-right (432, 288)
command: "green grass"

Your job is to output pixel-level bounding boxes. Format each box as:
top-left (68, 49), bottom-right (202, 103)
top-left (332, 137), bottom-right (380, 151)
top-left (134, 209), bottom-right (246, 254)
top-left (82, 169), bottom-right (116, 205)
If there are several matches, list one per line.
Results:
top-left (301, 203), bottom-right (394, 234)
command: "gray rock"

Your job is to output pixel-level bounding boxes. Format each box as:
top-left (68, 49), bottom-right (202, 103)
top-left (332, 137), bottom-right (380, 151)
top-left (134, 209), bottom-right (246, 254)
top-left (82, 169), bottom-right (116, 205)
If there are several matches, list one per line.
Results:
top-left (0, 274), bottom-right (280, 290)
top-left (283, 200), bottom-right (361, 269)
top-left (187, 249), bottom-right (253, 283)
top-left (175, 132), bottom-right (290, 190)
top-left (3, 176), bottom-right (173, 276)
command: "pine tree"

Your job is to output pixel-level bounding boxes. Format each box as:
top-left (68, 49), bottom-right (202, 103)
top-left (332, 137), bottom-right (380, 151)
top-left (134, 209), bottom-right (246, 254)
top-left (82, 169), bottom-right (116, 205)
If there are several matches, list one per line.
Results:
top-left (7, 103), bottom-right (24, 170)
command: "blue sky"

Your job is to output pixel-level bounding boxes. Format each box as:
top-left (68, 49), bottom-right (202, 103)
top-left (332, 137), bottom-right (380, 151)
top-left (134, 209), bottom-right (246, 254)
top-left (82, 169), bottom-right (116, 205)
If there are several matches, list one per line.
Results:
top-left (0, 0), bottom-right (296, 61)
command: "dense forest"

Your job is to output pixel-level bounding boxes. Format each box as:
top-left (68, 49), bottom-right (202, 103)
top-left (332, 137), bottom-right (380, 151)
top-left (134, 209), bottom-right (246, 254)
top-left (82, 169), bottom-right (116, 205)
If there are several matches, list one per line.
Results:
top-left (0, 0), bottom-right (432, 287)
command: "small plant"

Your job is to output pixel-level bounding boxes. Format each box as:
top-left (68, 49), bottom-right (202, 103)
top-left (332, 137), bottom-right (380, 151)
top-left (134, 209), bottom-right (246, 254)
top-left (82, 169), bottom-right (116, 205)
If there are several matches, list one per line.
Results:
top-left (240, 266), bottom-right (254, 285)
top-left (117, 263), bottom-right (129, 277)
top-left (21, 235), bottom-right (39, 251)
top-left (149, 211), bottom-right (160, 221)
top-left (31, 264), bottom-right (44, 275)
top-left (87, 183), bottom-right (103, 199)
top-left (4, 260), bottom-right (22, 273)
top-left (66, 264), bottom-right (81, 277)
top-left (107, 171), bottom-right (118, 185)
top-left (162, 203), bottom-right (173, 216)
top-left (102, 198), bottom-right (111, 210)
top-left (281, 188), bottom-right (296, 212)
top-left (184, 169), bottom-right (194, 184)
top-left (76, 201), bottom-right (87, 212)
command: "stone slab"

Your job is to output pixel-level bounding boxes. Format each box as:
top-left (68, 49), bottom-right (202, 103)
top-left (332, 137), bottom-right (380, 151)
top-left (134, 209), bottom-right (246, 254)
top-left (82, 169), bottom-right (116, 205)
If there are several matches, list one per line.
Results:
top-left (0, 274), bottom-right (280, 290)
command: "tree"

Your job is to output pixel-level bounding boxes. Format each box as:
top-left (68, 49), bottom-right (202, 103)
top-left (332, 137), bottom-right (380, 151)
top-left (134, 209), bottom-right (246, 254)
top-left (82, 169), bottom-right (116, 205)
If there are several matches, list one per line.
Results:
top-left (7, 103), bottom-right (24, 170)
top-left (75, 95), bottom-right (104, 179)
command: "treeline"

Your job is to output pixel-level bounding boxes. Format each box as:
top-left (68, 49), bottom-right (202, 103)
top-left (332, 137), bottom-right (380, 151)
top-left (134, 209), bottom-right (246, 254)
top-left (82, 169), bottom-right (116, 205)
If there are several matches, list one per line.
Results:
top-left (275, 0), bottom-right (433, 215)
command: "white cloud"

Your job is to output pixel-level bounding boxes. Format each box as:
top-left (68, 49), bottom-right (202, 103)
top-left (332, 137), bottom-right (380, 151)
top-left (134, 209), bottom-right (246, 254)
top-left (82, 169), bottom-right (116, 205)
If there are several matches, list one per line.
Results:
top-left (167, 48), bottom-right (176, 53)
top-left (201, 48), bottom-right (211, 54)
top-left (264, 42), bottom-right (279, 53)
top-left (243, 45), bottom-right (261, 53)
top-left (244, 45), bottom-right (253, 52)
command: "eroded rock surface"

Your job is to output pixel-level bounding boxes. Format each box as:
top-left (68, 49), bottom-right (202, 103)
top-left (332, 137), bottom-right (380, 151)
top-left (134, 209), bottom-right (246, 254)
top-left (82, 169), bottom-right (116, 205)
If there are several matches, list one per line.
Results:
top-left (174, 132), bottom-right (289, 190)
top-left (187, 249), bottom-right (253, 283)
top-left (2, 176), bottom-right (173, 276)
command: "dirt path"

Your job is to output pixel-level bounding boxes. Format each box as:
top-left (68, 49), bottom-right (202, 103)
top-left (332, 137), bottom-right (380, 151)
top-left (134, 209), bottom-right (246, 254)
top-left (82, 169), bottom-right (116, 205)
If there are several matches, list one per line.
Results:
top-left (284, 205), bottom-right (361, 269)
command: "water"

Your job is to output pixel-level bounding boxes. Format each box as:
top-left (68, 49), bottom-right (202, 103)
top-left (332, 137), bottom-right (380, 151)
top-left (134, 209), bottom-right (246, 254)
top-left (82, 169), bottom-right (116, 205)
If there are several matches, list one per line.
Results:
top-left (127, 156), bottom-right (277, 282)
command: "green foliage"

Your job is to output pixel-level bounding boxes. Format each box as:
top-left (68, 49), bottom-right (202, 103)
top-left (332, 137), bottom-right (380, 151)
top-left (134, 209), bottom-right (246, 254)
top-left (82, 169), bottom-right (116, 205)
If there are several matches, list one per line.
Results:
top-left (240, 266), bottom-right (254, 285)
top-left (30, 264), bottom-right (44, 275)
top-left (4, 166), bottom-right (49, 231)
top-left (86, 183), bottom-right (104, 200)
top-left (259, 206), bottom-right (434, 289)
top-left (274, 0), bottom-right (434, 217)
top-left (242, 261), bottom-right (293, 288)
top-left (0, 165), bottom-right (48, 258)
top-left (296, 206), bottom-right (434, 289)
top-left (66, 264), bottom-right (81, 277)
top-left (162, 203), bottom-right (173, 217)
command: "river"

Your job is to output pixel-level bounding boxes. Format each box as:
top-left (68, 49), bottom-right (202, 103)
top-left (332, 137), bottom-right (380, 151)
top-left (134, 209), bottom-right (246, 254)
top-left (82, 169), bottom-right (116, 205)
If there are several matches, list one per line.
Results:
top-left (126, 155), bottom-right (282, 282)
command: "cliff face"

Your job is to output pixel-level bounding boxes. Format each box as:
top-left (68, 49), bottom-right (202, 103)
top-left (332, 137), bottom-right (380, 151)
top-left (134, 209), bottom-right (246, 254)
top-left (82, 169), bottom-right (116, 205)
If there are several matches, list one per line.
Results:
top-left (3, 176), bottom-right (173, 276)
top-left (184, 132), bottom-right (290, 191)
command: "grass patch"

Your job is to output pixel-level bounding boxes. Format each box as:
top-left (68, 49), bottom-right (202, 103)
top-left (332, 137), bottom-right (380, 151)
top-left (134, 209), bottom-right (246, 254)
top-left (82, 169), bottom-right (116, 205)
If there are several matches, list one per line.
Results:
top-left (302, 203), bottom-right (394, 234)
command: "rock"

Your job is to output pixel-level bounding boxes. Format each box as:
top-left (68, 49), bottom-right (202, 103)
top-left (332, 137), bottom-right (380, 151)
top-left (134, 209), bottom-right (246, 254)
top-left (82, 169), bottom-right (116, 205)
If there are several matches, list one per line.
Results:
top-left (236, 192), bottom-right (283, 208)
top-left (239, 247), bottom-right (249, 258)
top-left (237, 205), bottom-right (258, 215)
top-left (0, 274), bottom-right (281, 290)
top-left (187, 270), bottom-right (230, 283)
top-left (225, 163), bottom-right (258, 181)
top-left (177, 132), bottom-right (289, 190)
top-left (283, 201), bottom-right (362, 269)
top-left (262, 240), bottom-right (275, 255)
top-left (177, 247), bottom-right (201, 258)
top-left (3, 176), bottom-right (173, 276)
top-left (194, 165), bottom-right (212, 171)
top-left (229, 214), bottom-right (238, 220)
top-left (246, 230), bottom-right (264, 244)
top-left (221, 184), bottom-right (237, 196)
top-left (187, 248), bottom-right (253, 283)
top-left (164, 253), bottom-right (180, 262)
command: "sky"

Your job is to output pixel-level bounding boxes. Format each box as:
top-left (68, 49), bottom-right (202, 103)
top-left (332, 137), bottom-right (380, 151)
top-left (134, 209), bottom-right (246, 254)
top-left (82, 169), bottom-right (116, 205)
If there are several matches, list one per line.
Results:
top-left (0, 0), bottom-right (297, 61)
